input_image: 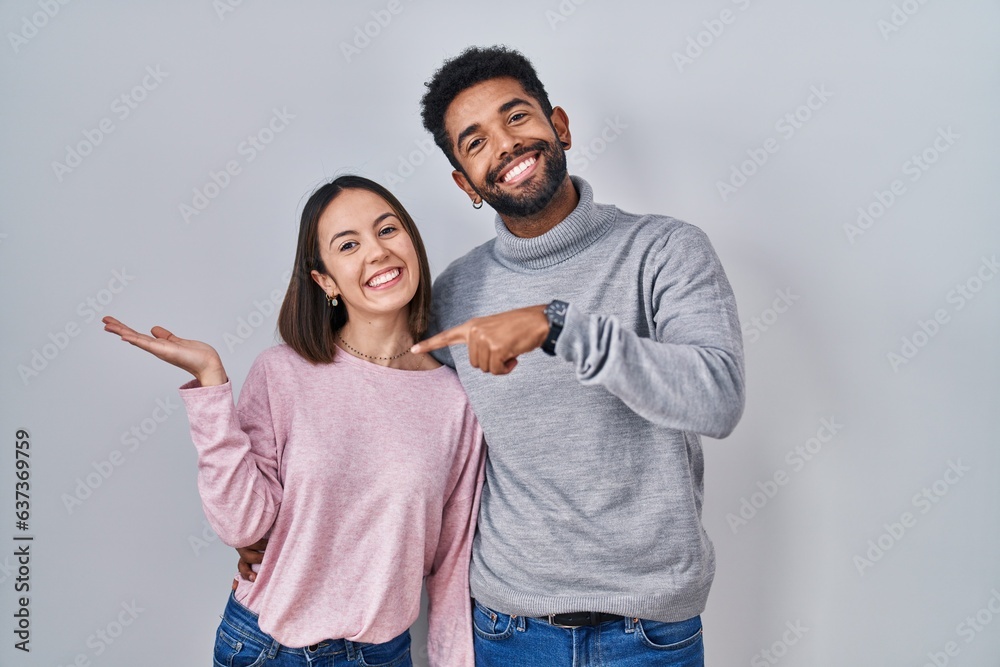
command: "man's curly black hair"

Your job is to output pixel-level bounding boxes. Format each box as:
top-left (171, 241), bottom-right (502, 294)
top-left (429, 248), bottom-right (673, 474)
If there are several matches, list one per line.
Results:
top-left (420, 45), bottom-right (554, 172)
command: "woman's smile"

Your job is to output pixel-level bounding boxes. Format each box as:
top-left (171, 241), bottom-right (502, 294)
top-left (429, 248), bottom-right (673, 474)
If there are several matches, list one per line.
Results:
top-left (365, 266), bottom-right (404, 289)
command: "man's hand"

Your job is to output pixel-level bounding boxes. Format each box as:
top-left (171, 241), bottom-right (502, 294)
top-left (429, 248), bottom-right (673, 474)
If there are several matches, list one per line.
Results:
top-left (411, 305), bottom-right (550, 375)
top-left (236, 539), bottom-right (267, 582)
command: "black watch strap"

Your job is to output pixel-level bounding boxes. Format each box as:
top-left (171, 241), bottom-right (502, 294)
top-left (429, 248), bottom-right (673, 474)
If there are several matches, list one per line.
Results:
top-left (542, 300), bottom-right (569, 356)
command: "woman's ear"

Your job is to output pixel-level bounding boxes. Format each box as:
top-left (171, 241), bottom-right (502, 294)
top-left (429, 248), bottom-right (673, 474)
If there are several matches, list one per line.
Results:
top-left (310, 269), bottom-right (338, 298)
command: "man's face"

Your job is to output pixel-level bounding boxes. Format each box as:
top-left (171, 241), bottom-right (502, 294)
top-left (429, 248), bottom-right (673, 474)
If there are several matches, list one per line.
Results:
top-left (444, 77), bottom-right (570, 219)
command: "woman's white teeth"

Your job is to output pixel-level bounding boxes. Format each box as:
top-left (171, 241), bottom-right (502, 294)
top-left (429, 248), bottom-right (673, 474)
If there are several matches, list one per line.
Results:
top-left (503, 156), bottom-right (536, 182)
top-left (367, 268), bottom-right (400, 287)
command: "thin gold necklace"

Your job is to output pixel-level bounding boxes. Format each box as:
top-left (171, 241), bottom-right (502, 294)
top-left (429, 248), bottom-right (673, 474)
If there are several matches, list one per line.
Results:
top-left (337, 334), bottom-right (411, 361)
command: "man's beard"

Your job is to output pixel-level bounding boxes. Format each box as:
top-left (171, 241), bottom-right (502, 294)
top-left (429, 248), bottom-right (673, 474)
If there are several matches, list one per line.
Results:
top-left (470, 138), bottom-right (568, 219)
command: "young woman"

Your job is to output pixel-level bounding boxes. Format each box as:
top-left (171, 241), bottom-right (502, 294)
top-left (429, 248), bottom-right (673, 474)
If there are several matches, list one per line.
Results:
top-left (103, 175), bottom-right (484, 667)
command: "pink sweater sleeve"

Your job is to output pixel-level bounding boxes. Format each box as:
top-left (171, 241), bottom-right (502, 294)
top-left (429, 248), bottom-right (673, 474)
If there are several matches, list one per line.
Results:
top-left (425, 410), bottom-right (486, 667)
top-left (179, 358), bottom-right (282, 548)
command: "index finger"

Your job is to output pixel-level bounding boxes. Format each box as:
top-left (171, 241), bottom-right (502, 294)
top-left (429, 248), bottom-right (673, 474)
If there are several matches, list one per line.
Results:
top-left (102, 316), bottom-right (141, 338)
top-left (410, 323), bottom-right (469, 354)
top-left (237, 557), bottom-right (256, 582)
top-left (103, 318), bottom-right (158, 349)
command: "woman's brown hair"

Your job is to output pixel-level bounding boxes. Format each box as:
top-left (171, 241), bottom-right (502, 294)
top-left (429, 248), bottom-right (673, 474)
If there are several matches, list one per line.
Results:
top-left (277, 175), bottom-right (433, 363)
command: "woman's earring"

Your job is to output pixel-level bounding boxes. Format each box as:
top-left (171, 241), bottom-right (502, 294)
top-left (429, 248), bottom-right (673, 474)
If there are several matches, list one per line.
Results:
top-left (327, 293), bottom-right (339, 307)
top-left (473, 199), bottom-right (483, 210)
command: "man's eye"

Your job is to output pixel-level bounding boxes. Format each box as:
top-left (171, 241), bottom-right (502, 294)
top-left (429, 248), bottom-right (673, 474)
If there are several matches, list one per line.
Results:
top-left (468, 138), bottom-right (483, 151)
top-left (510, 112), bottom-right (526, 122)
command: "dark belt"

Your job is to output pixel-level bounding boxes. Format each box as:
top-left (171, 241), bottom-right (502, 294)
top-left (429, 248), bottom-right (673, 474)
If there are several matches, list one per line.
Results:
top-left (538, 611), bottom-right (626, 628)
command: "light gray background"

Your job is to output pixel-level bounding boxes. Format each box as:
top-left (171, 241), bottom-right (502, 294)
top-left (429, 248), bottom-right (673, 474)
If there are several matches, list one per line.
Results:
top-left (2, 1), bottom-right (998, 665)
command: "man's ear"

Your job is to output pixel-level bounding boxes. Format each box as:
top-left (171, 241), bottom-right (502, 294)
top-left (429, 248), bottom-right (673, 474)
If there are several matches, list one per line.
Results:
top-left (452, 170), bottom-right (481, 205)
top-left (551, 106), bottom-right (571, 150)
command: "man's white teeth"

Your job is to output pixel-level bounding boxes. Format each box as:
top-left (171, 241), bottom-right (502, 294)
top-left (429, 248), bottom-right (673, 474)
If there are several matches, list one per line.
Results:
top-left (503, 156), bottom-right (536, 182)
top-left (367, 268), bottom-right (400, 287)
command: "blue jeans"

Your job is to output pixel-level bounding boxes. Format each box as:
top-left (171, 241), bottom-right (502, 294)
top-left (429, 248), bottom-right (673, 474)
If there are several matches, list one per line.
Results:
top-left (472, 600), bottom-right (703, 667)
top-left (213, 592), bottom-right (412, 667)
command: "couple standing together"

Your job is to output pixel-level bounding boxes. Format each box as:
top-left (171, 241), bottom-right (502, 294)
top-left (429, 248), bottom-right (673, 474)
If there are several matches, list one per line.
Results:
top-left (104, 46), bottom-right (745, 667)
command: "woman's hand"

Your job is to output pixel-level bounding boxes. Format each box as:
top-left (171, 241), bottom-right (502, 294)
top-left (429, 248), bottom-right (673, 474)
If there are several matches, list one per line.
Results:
top-left (102, 316), bottom-right (228, 386)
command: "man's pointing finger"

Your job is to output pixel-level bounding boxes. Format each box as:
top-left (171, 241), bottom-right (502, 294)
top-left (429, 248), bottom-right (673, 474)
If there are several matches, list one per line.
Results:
top-left (410, 324), bottom-right (468, 354)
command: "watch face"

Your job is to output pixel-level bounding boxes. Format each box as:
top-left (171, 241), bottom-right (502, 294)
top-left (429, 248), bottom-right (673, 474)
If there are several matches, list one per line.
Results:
top-left (547, 300), bottom-right (568, 320)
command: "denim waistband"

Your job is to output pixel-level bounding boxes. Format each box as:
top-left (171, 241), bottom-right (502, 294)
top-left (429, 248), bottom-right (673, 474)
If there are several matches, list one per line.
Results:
top-left (221, 591), bottom-right (363, 657)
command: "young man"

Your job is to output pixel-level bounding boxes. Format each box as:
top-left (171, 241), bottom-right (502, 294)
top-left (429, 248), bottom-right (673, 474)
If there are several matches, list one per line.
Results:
top-left (410, 46), bottom-right (746, 666)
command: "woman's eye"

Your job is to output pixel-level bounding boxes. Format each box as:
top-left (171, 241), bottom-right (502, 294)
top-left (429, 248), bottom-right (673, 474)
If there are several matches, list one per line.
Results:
top-left (339, 241), bottom-right (357, 252)
top-left (379, 225), bottom-right (397, 236)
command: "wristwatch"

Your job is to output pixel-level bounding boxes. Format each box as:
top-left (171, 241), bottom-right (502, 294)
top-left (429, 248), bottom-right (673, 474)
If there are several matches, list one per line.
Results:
top-left (542, 300), bottom-right (569, 356)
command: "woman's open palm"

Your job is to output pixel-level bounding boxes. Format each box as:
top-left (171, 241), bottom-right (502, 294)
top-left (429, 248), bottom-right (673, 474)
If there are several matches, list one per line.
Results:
top-left (102, 316), bottom-right (228, 385)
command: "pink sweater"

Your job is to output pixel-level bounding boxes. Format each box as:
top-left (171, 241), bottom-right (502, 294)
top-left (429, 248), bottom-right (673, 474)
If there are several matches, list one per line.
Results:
top-left (179, 344), bottom-right (484, 664)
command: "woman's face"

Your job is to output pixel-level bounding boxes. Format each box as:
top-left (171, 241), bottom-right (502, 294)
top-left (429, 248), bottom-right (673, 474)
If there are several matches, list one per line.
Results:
top-left (310, 188), bottom-right (421, 325)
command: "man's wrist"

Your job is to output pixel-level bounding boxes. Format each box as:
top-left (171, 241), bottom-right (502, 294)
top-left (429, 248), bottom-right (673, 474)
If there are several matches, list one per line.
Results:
top-left (542, 300), bottom-right (569, 356)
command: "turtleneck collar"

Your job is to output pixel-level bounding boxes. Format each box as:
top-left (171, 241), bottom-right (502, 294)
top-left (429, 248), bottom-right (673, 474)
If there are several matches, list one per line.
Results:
top-left (491, 176), bottom-right (616, 270)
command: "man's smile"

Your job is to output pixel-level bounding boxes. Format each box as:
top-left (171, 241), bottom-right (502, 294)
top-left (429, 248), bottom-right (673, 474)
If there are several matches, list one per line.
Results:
top-left (498, 153), bottom-right (539, 185)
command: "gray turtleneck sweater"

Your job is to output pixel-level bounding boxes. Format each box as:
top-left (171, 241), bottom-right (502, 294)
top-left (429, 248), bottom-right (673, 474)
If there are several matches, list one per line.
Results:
top-left (429, 176), bottom-right (745, 623)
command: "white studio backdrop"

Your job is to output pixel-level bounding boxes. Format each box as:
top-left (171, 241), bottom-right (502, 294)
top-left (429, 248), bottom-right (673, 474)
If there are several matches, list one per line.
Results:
top-left (1, 1), bottom-right (998, 665)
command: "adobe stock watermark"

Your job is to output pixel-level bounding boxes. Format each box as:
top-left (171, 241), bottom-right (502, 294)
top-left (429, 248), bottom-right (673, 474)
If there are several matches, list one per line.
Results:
top-left (750, 620), bottom-right (809, 667)
top-left (545, 0), bottom-right (588, 31)
top-left (55, 600), bottom-right (144, 667)
top-left (384, 137), bottom-right (436, 187)
top-left (61, 396), bottom-right (180, 514)
top-left (339, 0), bottom-right (410, 63)
top-left (223, 270), bottom-right (292, 352)
top-left (853, 459), bottom-right (970, 576)
top-left (178, 107), bottom-right (295, 224)
top-left (726, 416), bottom-right (843, 534)
top-left (7, 0), bottom-right (72, 54)
top-left (51, 65), bottom-right (168, 183)
top-left (741, 288), bottom-right (799, 344)
top-left (213, 0), bottom-right (249, 22)
top-left (672, 0), bottom-right (757, 73)
top-left (570, 116), bottom-right (627, 174)
top-left (919, 588), bottom-right (1000, 667)
top-left (877, 0), bottom-right (933, 41)
top-left (17, 268), bottom-right (135, 386)
top-left (0, 554), bottom-right (16, 585)
top-left (886, 254), bottom-right (997, 372)
top-left (716, 85), bottom-right (833, 202)
top-left (844, 126), bottom-right (959, 244)
top-left (189, 519), bottom-right (222, 557)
